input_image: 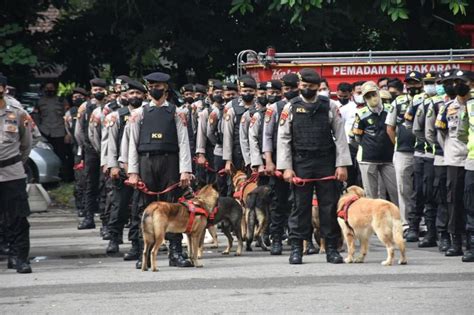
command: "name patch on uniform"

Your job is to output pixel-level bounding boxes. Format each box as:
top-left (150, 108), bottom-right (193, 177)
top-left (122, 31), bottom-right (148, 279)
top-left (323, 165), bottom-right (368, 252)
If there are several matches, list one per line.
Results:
top-left (295, 107), bottom-right (307, 113)
top-left (151, 133), bottom-right (163, 139)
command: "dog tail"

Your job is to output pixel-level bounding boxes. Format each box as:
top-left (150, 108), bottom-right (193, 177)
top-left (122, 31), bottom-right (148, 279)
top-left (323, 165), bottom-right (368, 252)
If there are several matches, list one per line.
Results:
top-left (141, 208), bottom-right (155, 246)
top-left (392, 216), bottom-right (406, 255)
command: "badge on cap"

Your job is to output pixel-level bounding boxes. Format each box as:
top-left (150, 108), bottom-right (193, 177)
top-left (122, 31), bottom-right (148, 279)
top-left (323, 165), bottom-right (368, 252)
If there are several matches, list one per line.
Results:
top-left (456, 70), bottom-right (464, 76)
top-left (239, 81), bottom-right (245, 88)
top-left (410, 72), bottom-right (416, 78)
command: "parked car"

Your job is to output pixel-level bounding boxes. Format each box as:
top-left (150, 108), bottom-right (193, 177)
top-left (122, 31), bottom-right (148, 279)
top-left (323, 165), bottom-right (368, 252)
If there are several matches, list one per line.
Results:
top-left (26, 140), bottom-right (62, 184)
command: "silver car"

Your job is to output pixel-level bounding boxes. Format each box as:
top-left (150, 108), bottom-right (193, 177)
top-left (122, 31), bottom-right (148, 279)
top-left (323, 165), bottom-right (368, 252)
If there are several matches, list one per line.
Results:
top-left (26, 140), bottom-right (61, 184)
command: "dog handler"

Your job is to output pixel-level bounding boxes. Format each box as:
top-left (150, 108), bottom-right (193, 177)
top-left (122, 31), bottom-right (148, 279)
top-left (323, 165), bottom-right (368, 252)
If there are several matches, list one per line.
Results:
top-left (127, 72), bottom-right (193, 269)
top-left (277, 68), bottom-right (352, 264)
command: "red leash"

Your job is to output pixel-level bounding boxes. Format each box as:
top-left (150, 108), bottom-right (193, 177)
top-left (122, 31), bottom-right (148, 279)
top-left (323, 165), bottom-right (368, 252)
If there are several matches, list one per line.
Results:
top-left (193, 157), bottom-right (226, 176)
top-left (273, 170), bottom-right (336, 186)
top-left (124, 179), bottom-right (181, 196)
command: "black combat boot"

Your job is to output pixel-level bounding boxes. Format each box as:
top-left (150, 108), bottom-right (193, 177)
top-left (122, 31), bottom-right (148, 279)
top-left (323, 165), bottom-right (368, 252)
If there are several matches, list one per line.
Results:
top-left (0, 242), bottom-right (10, 256)
top-left (100, 224), bottom-right (109, 239)
top-left (106, 234), bottom-right (120, 254)
top-left (305, 239), bottom-right (319, 255)
top-left (16, 260), bottom-right (32, 274)
top-left (438, 232), bottom-right (451, 252)
top-left (77, 209), bottom-right (85, 218)
top-left (326, 238), bottom-right (343, 264)
top-left (168, 239), bottom-right (193, 267)
top-left (462, 233), bottom-right (474, 262)
top-left (77, 213), bottom-right (95, 230)
top-left (418, 220), bottom-right (437, 248)
top-left (270, 235), bottom-right (282, 255)
top-left (289, 239), bottom-right (303, 264)
top-left (7, 256), bottom-right (17, 269)
top-left (445, 234), bottom-right (464, 256)
top-left (124, 240), bottom-right (139, 261)
top-left (405, 226), bottom-right (419, 242)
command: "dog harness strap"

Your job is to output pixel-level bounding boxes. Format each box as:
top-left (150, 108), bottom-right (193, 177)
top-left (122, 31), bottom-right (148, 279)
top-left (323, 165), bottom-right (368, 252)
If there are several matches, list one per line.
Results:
top-left (207, 207), bottom-right (219, 226)
top-left (184, 200), bottom-right (209, 234)
top-left (337, 195), bottom-right (360, 234)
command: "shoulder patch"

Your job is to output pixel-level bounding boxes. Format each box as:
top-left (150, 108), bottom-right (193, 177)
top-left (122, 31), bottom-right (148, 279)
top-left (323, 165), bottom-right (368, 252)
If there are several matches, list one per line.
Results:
top-left (178, 112), bottom-right (188, 127)
top-left (279, 110), bottom-right (289, 126)
top-left (265, 108), bottom-right (273, 123)
top-left (249, 115), bottom-right (257, 127)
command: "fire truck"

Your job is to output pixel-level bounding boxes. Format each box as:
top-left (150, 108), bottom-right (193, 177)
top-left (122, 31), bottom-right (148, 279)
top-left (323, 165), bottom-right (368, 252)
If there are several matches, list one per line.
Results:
top-left (237, 47), bottom-right (474, 91)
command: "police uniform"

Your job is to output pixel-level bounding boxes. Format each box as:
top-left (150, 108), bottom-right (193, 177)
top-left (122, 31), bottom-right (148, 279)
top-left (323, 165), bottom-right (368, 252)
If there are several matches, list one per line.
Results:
top-left (128, 72), bottom-right (193, 268)
top-left (277, 68), bottom-right (352, 264)
top-left (262, 74), bottom-right (297, 255)
top-left (180, 83), bottom-right (197, 156)
top-left (0, 74), bottom-right (33, 273)
top-left (385, 72), bottom-right (419, 231)
top-left (104, 79), bottom-right (145, 256)
top-left (351, 82), bottom-right (398, 203)
top-left (457, 74), bottom-right (474, 261)
top-left (435, 70), bottom-right (470, 256)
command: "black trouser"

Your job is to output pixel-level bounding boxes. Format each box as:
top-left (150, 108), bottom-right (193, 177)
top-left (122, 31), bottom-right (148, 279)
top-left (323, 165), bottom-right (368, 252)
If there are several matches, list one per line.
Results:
top-left (410, 156), bottom-right (425, 228)
top-left (290, 152), bottom-right (341, 241)
top-left (464, 170), bottom-right (474, 233)
top-left (214, 154), bottom-right (229, 197)
top-left (128, 190), bottom-right (141, 243)
top-left (83, 148), bottom-right (101, 220)
top-left (0, 179), bottom-right (30, 261)
top-left (447, 166), bottom-right (465, 234)
top-left (269, 176), bottom-right (291, 238)
top-left (100, 176), bottom-right (114, 226)
top-left (347, 144), bottom-right (361, 187)
top-left (138, 153), bottom-right (183, 242)
top-left (73, 167), bottom-right (85, 212)
top-left (434, 165), bottom-right (449, 232)
top-left (108, 171), bottom-right (135, 238)
top-left (422, 157), bottom-right (437, 224)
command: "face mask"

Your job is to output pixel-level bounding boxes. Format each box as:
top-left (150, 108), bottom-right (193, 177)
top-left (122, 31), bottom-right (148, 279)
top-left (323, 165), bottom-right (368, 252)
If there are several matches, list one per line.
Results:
top-left (241, 93), bottom-right (255, 103)
top-left (129, 97), bottom-right (143, 108)
top-left (366, 95), bottom-right (380, 108)
top-left (407, 87), bottom-right (421, 97)
top-left (45, 90), bottom-right (55, 97)
top-left (224, 97), bottom-right (233, 104)
top-left (435, 84), bottom-right (445, 96)
top-left (338, 97), bottom-right (349, 105)
top-left (93, 92), bottom-right (106, 101)
top-left (390, 92), bottom-right (398, 101)
top-left (120, 97), bottom-right (129, 106)
top-left (184, 96), bottom-right (194, 104)
top-left (257, 96), bottom-right (268, 106)
top-left (301, 88), bottom-right (317, 99)
top-left (267, 95), bottom-right (281, 104)
top-left (150, 88), bottom-right (165, 100)
top-left (283, 90), bottom-right (299, 100)
top-left (212, 94), bottom-right (224, 104)
top-left (444, 84), bottom-right (456, 98)
top-left (318, 90), bottom-right (330, 98)
top-left (423, 84), bottom-right (436, 96)
top-left (353, 94), bottom-right (364, 104)
top-left (454, 82), bottom-right (470, 97)
top-left (73, 98), bottom-right (85, 106)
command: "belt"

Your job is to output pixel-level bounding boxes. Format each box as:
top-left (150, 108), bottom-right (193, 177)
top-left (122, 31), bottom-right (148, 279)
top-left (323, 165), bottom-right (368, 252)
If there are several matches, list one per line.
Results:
top-left (139, 151), bottom-right (178, 157)
top-left (0, 155), bottom-right (22, 168)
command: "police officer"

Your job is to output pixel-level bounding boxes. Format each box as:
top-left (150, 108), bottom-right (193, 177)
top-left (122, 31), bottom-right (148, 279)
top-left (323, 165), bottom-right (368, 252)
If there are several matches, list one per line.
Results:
top-left (263, 74), bottom-right (299, 255)
top-left (457, 70), bottom-right (474, 262)
top-left (435, 69), bottom-right (469, 257)
top-left (75, 78), bottom-right (108, 230)
top-left (223, 76), bottom-right (256, 175)
top-left (351, 81), bottom-right (398, 202)
top-left (0, 74), bottom-right (33, 273)
top-left (64, 87), bottom-right (89, 218)
top-left (277, 68), bottom-right (352, 264)
top-left (181, 83), bottom-right (197, 156)
top-left (386, 71), bottom-right (421, 238)
top-left (127, 72), bottom-right (193, 268)
top-left (104, 79), bottom-right (146, 255)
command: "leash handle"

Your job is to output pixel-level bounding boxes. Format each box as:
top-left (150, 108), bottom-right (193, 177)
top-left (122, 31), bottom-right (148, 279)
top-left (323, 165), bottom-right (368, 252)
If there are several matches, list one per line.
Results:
top-left (292, 175), bottom-right (337, 186)
top-left (124, 179), bottom-right (180, 196)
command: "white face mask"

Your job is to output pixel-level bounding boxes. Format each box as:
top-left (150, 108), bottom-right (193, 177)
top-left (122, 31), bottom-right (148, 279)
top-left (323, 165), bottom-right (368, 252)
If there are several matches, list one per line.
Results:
top-left (366, 95), bottom-right (380, 108)
top-left (423, 84), bottom-right (436, 96)
top-left (318, 90), bottom-right (330, 97)
top-left (353, 94), bottom-right (364, 104)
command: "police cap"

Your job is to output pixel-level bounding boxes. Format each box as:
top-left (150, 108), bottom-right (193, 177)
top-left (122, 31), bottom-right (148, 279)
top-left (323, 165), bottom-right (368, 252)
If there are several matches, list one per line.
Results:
top-left (281, 73), bottom-right (299, 88)
top-left (144, 72), bottom-right (171, 83)
top-left (404, 71), bottom-right (423, 83)
top-left (298, 68), bottom-right (321, 84)
top-left (127, 79), bottom-right (147, 93)
top-left (89, 78), bottom-right (107, 88)
top-left (256, 82), bottom-right (267, 90)
top-left (223, 82), bottom-right (238, 92)
top-left (180, 83), bottom-right (194, 94)
top-left (238, 75), bottom-right (257, 89)
top-left (194, 84), bottom-right (207, 94)
top-left (72, 87), bottom-right (89, 97)
top-left (266, 80), bottom-right (282, 90)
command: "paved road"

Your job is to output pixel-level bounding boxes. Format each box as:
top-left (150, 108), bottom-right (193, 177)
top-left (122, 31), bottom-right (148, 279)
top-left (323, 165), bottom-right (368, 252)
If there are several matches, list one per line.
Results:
top-left (1, 208), bottom-right (473, 314)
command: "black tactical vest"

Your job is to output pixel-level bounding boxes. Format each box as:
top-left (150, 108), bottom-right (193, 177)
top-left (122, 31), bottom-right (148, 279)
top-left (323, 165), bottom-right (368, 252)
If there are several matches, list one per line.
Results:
top-left (257, 107), bottom-right (266, 151)
top-left (137, 103), bottom-right (179, 154)
top-left (359, 109), bottom-right (394, 163)
top-left (108, 99), bottom-right (120, 112)
top-left (82, 101), bottom-right (96, 148)
top-left (117, 107), bottom-right (130, 155)
top-left (215, 106), bottom-right (225, 145)
top-left (272, 100), bottom-right (287, 151)
top-left (186, 105), bottom-right (196, 155)
top-left (290, 96), bottom-right (335, 154)
top-left (232, 99), bottom-right (251, 163)
top-left (394, 97), bottom-right (415, 153)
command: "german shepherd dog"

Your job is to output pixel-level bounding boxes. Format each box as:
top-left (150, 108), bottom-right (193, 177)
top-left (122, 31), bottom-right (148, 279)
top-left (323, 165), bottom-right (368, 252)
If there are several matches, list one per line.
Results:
top-left (232, 171), bottom-right (257, 242)
top-left (337, 186), bottom-right (407, 266)
top-left (245, 185), bottom-right (272, 251)
top-left (141, 184), bottom-right (219, 271)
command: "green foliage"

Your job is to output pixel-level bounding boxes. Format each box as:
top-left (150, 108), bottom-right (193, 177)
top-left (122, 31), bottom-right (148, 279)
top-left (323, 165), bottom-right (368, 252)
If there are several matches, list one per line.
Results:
top-left (0, 24), bottom-right (38, 66)
top-left (57, 82), bottom-right (77, 97)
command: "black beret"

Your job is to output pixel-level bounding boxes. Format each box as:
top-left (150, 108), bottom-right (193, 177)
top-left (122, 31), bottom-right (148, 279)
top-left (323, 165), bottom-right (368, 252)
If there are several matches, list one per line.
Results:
top-left (453, 69), bottom-right (474, 82)
top-left (281, 73), bottom-right (299, 88)
top-left (266, 80), bottom-right (282, 90)
top-left (440, 69), bottom-right (456, 82)
top-left (213, 80), bottom-right (223, 90)
top-left (194, 84), bottom-right (207, 94)
top-left (256, 82), bottom-right (267, 90)
top-left (207, 79), bottom-right (221, 88)
top-left (238, 75), bottom-right (257, 89)
top-left (423, 71), bottom-right (437, 82)
top-left (72, 87), bottom-right (89, 96)
top-left (115, 75), bottom-right (130, 85)
top-left (298, 68), bottom-right (321, 84)
top-left (89, 78), bottom-right (107, 88)
top-left (126, 79), bottom-right (147, 93)
top-left (180, 83), bottom-right (194, 93)
top-left (144, 72), bottom-right (170, 83)
top-left (404, 71), bottom-right (423, 82)
top-left (0, 74), bottom-right (7, 86)
top-left (223, 82), bottom-right (238, 92)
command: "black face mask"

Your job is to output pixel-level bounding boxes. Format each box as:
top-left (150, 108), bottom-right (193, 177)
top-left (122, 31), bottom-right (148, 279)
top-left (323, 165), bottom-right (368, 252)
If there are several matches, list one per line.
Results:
top-left (390, 92), bottom-right (398, 101)
top-left (338, 97), bottom-right (349, 105)
top-left (454, 82), bottom-right (470, 97)
top-left (444, 84), bottom-right (456, 98)
top-left (301, 88), bottom-right (317, 99)
top-left (120, 97), bottom-right (129, 106)
top-left (45, 90), bottom-right (55, 97)
top-left (267, 95), bottom-right (282, 104)
top-left (129, 97), bottom-right (143, 108)
top-left (257, 96), bottom-right (268, 106)
top-left (73, 98), bottom-right (85, 106)
top-left (212, 94), bottom-right (224, 104)
top-left (284, 90), bottom-right (299, 100)
top-left (241, 93), bottom-right (255, 103)
top-left (224, 97), bottom-right (233, 103)
top-left (184, 96), bottom-right (194, 104)
top-left (150, 88), bottom-right (165, 100)
top-left (407, 87), bottom-right (421, 97)
top-left (93, 92), bottom-right (106, 101)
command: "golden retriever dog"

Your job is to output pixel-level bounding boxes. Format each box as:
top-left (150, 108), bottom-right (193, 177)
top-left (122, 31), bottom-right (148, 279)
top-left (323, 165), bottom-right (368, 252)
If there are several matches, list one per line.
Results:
top-left (141, 184), bottom-right (219, 271)
top-left (337, 185), bottom-right (407, 266)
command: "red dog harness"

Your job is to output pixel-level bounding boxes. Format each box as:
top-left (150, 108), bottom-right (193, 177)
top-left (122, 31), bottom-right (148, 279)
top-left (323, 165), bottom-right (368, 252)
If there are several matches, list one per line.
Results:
top-left (337, 195), bottom-right (359, 233)
top-left (182, 199), bottom-right (209, 234)
top-left (207, 207), bottom-right (219, 227)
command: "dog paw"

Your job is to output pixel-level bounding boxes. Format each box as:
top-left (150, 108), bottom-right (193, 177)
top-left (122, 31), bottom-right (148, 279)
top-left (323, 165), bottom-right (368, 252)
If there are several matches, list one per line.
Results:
top-left (354, 256), bottom-right (365, 263)
top-left (246, 247), bottom-right (253, 252)
top-left (152, 268), bottom-right (159, 272)
top-left (398, 259), bottom-right (407, 265)
top-left (234, 252), bottom-right (241, 256)
top-left (222, 251), bottom-right (230, 255)
top-left (195, 264), bottom-right (204, 268)
top-left (344, 257), bottom-right (354, 263)
top-left (381, 260), bottom-right (393, 266)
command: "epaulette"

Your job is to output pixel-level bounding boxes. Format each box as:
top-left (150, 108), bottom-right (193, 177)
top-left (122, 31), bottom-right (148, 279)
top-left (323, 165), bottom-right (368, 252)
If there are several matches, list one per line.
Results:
top-left (357, 106), bottom-right (371, 120)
